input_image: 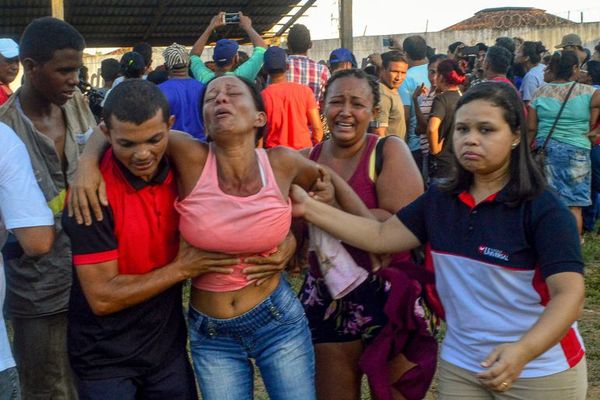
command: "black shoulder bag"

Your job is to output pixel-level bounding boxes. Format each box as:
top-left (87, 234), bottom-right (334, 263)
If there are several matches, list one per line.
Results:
top-left (533, 82), bottom-right (577, 169)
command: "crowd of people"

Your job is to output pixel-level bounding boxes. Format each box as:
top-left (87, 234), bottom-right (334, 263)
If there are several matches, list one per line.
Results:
top-left (0, 9), bottom-right (599, 400)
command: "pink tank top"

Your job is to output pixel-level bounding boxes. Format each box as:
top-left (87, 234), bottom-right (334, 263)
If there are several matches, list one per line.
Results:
top-left (174, 145), bottom-right (292, 292)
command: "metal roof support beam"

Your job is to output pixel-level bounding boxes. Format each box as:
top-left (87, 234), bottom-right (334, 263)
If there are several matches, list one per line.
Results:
top-left (339, 0), bottom-right (353, 51)
top-left (275, 0), bottom-right (316, 36)
top-left (51, 0), bottom-right (64, 20)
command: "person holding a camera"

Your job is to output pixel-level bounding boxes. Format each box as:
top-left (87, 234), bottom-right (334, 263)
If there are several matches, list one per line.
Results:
top-left (190, 11), bottom-right (266, 84)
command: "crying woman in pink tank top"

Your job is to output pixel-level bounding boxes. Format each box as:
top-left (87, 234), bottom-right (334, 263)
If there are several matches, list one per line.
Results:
top-left (167, 75), bottom-right (374, 400)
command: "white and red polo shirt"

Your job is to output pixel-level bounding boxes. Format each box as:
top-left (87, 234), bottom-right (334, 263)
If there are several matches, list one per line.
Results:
top-left (397, 185), bottom-right (585, 378)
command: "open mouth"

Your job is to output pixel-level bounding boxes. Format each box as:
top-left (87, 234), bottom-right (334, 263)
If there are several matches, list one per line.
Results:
top-left (215, 108), bottom-right (232, 119)
top-left (133, 161), bottom-right (154, 171)
top-left (335, 121), bottom-right (354, 129)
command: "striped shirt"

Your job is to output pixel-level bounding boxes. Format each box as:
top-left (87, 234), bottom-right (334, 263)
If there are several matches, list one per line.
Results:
top-left (417, 90), bottom-right (437, 155)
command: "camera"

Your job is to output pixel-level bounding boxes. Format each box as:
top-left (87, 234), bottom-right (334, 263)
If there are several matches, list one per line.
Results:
top-left (223, 12), bottom-right (240, 24)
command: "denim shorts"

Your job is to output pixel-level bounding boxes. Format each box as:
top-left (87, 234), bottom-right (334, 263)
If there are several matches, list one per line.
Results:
top-left (541, 139), bottom-right (591, 207)
top-left (188, 278), bottom-right (315, 400)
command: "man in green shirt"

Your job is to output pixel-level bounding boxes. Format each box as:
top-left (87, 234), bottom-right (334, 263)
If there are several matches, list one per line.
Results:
top-left (190, 11), bottom-right (266, 84)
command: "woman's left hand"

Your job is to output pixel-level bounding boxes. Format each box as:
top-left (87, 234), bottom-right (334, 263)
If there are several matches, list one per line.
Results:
top-left (242, 232), bottom-right (297, 285)
top-left (477, 342), bottom-right (530, 392)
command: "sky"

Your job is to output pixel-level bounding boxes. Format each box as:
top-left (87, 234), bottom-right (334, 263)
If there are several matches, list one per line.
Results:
top-left (293, 0), bottom-right (600, 40)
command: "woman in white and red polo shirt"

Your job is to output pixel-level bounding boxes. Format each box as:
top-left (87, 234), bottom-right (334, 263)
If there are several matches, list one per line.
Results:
top-left (292, 81), bottom-right (586, 400)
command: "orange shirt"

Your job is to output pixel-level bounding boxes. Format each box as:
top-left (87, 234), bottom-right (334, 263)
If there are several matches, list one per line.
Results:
top-left (261, 81), bottom-right (318, 150)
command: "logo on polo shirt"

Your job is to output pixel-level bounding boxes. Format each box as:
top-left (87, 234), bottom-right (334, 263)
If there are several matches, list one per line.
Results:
top-left (478, 245), bottom-right (509, 262)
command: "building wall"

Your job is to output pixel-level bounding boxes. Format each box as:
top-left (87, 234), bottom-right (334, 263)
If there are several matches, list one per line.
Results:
top-left (307, 22), bottom-right (600, 63)
top-left (80, 22), bottom-right (600, 87)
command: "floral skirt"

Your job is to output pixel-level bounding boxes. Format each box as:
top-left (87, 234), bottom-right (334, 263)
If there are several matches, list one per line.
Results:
top-left (299, 272), bottom-right (389, 344)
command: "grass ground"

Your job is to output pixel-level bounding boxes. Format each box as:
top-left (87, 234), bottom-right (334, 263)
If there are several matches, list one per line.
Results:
top-left (580, 231), bottom-right (600, 399)
top-left (248, 232), bottom-right (600, 399)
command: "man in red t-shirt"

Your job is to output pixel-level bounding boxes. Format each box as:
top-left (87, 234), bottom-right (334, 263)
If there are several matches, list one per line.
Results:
top-left (261, 46), bottom-right (323, 149)
top-left (0, 39), bottom-right (19, 106)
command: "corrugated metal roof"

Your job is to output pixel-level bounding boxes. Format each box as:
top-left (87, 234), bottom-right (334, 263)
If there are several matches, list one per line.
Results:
top-left (443, 7), bottom-right (575, 31)
top-left (0, 0), bottom-right (304, 47)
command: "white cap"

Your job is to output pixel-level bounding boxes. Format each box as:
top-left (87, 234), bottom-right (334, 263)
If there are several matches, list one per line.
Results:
top-left (0, 39), bottom-right (19, 58)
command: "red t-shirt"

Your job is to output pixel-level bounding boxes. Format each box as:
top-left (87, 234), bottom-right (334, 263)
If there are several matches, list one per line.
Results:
top-left (261, 81), bottom-right (318, 150)
top-left (0, 84), bottom-right (12, 106)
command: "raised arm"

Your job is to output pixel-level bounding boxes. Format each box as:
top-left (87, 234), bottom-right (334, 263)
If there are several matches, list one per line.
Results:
top-left (290, 184), bottom-right (420, 254)
top-left (69, 128), bottom-right (204, 225)
top-left (238, 12), bottom-right (266, 49)
top-left (412, 84), bottom-right (429, 135)
top-left (273, 146), bottom-right (373, 219)
top-left (191, 12), bottom-right (225, 56)
top-left (69, 125), bottom-right (110, 224)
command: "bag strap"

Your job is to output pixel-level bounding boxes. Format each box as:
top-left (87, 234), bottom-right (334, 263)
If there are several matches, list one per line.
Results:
top-left (539, 82), bottom-right (577, 151)
top-left (368, 136), bottom-right (390, 182)
top-left (374, 136), bottom-right (389, 177)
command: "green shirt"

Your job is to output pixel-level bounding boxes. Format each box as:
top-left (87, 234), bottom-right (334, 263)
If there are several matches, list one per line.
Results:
top-left (531, 82), bottom-right (598, 149)
top-left (190, 46), bottom-right (266, 84)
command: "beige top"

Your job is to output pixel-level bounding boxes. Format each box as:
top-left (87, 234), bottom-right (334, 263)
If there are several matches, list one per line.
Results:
top-left (375, 82), bottom-right (406, 139)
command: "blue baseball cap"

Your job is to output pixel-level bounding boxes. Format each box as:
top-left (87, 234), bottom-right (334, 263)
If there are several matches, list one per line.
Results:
top-left (0, 38), bottom-right (19, 59)
top-left (264, 46), bottom-right (287, 72)
top-left (329, 48), bottom-right (357, 67)
top-left (213, 39), bottom-right (239, 65)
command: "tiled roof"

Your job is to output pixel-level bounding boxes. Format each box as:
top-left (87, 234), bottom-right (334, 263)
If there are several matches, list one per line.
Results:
top-left (443, 7), bottom-right (575, 31)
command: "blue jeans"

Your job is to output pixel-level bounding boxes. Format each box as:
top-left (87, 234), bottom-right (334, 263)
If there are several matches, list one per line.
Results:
top-left (0, 367), bottom-right (21, 400)
top-left (541, 139), bottom-right (591, 207)
top-left (583, 144), bottom-right (600, 231)
top-left (188, 278), bottom-right (315, 400)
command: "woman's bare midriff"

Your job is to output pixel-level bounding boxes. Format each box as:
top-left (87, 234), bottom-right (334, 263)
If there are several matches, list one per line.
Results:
top-left (190, 273), bottom-right (281, 319)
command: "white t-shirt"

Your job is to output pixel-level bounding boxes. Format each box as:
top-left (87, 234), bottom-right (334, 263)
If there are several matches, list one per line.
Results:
top-left (520, 63), bottom-right (547, 102)
top-left (0, 122), bottom-right (53, 372)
